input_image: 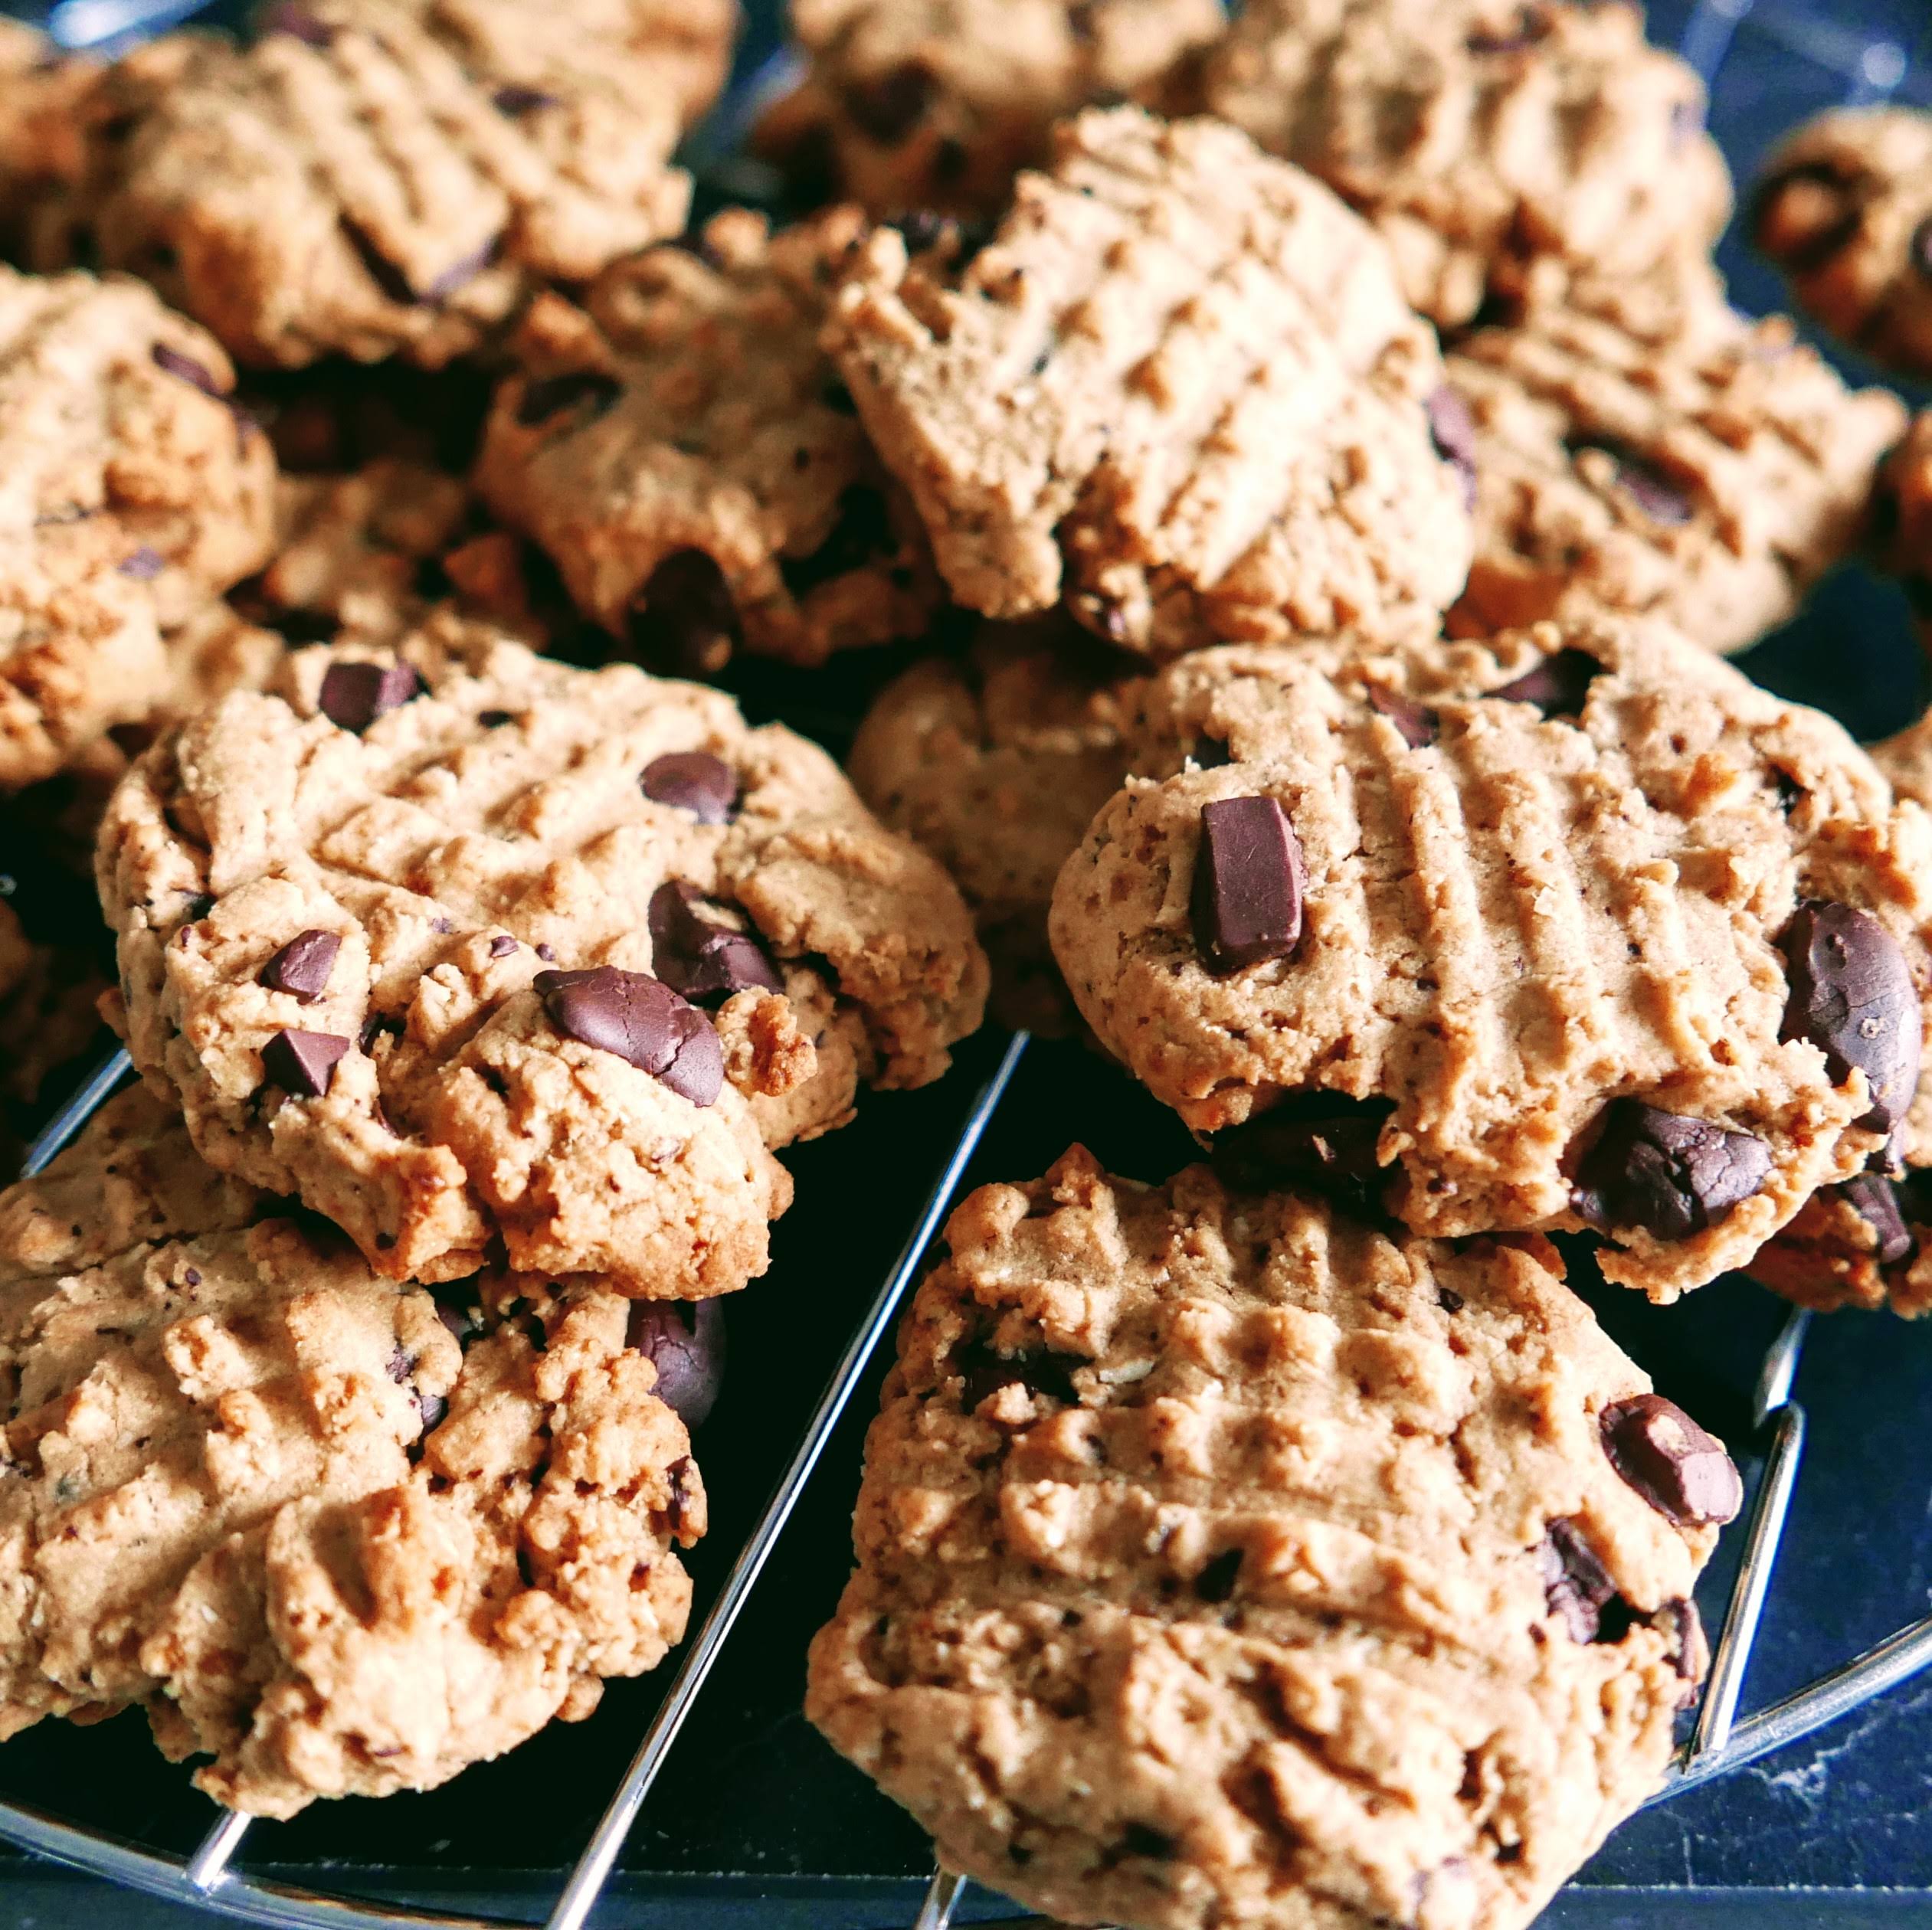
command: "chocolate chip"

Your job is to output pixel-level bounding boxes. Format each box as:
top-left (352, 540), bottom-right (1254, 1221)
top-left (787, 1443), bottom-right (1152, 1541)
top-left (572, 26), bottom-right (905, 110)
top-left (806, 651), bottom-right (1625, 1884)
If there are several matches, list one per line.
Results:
top-left (844, 62), bottom-right (932, 142)
top-left (1194, 1549), bottom-right (1243, 1604)
top-left (955, 1340), bottom-right (1080, 1412)
top-left (624, 1298), bottom-right (726, 1428)
top-left (183, 1268), bottom-right (201, 1287)
top-left (1436, 1285), bottom-right (1464, 1313)
top-left (641, 750), bottom-right (738, 824)
top-left (666, 1454), bottom-right (696, 1535)
top-left (778, 485), bottom-right (895, 596)
top-left (629, 550), bottom-right (742, 676)
top-left (431, 917), bottom-right (455, 935)
top-left (535, 965), bottom-right (722, 1106)
top-left (1488, 647), bottom-right (1601, 718)
top-left (1426, 386), bottom-right (1478, 511)
top-left (435, 1296), bottom-right (477, 1344)
top-left (1913, 216), bottom-right (1932, 285)
top-left (648, 882), bottom-right (781, 1004)
top-left (319, 659), bottom-right (422, 732)
top-left (1192, 795), bottom-right (1305, 974)
top-left (261, 1027), bottom-right (350, 1097)
top-left (536, 943), bottom-right (556, 962)
top-left (259, 929), bottom-right (341, 1002)
top-left (1839, 1173), bottom-right (1914, 1266)
top-left (1571, 1100), bottom-right (1771, 1241)
top-left (119, 545), bottom-right (165, 580)
top-left (1210, 1094), bottom-right (1393, 1207)
top-left (1368, 687), bottom-right (1439, 749)
top-left (493, 82), bottom-right (557, 114)
top-left (1780, 901), bottom-right (1921, 1133)
top-left (489, 934), bottom-right (518, 958)
top-left (151, 343), bottom-right (224, 397)
top-left (386, 1345), bottom-right (411, 1384)
top-left (515, 370), bottom-right (621, 429)
top-left (1650, 1596), bottom-right (1701, 1680)
top-left (257, 2), bottom-right (334, 44)
top-left (417, 1389), bottom-right (447, 1431)
top-left (1190, 734), bottom-right (1233, 769)
top-left (1540, 1517), bottom-right (1618, 1643)
top-left (1600, 1393), bottom-right (1743, 1527)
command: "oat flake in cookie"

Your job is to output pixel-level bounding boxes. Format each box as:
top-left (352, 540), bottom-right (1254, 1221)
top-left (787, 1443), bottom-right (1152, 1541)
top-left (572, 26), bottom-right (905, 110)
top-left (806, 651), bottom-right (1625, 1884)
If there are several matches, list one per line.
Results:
top-left (0, 1086), bottom-right (706, 1816)
top-left (825, 106), bottom-right (1472, 659)
top-left (1048, 617), bottom-right (1932, 1300)
top-left (808, 1147), bottom-right (1727, 1930)
top-left (97, 612), bottom-right (987, 1294)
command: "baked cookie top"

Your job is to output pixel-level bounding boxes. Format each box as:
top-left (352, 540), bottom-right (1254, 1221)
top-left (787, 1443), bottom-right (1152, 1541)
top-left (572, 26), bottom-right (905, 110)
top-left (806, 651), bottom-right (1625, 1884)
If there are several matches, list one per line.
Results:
top-left (1200, 0), bottom-right (1731, 328)
top-left (0, 1084), bottom-right (705, 1816)
top-left (40, 0), bottom-right (691, 369)
top-left (1754, 106), bottom-right (1932, 380)
top-left (808, 1147), bottom-right (1726, 1930)
top-left (478, 208), bottom-right (938, 672)
top-left (98, 613), bottom-right (987, 1293)
top-left (825, 106), bottom-right (1472, 659)
top-left (1048, 618), bottom-right (1932, 1300)
top-left (1443, 264), bottom-right (1905, 653)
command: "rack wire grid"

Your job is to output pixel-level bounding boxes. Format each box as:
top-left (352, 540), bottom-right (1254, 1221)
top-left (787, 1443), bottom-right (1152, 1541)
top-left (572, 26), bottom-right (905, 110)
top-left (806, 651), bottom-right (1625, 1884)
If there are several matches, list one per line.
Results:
top-left (4, 0), bottom-right (1932, 1924)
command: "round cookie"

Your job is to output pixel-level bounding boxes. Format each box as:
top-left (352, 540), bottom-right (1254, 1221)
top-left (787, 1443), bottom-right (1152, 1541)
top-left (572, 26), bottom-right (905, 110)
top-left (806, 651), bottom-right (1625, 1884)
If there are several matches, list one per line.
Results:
top-left (98, 613), bottom-right (988, 1294)
top-left (0, 1084), bottom-right (705, 1815)
top-left (825, 106), bottom-right (1473, 659)
top-left (847, 620), bottom-right (1140, 1034)
top-left (807, 1146), bottom-right (1728, 1930)
top-left (1048, 619), bottom-right (1932, 1300)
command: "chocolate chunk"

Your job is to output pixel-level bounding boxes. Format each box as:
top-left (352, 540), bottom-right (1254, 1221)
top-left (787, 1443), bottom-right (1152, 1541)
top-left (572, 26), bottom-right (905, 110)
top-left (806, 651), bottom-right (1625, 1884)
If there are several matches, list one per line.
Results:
top-left (1571, 1100), bottom-right (1771, 1241)
top-left (844, 62), bottom-right (932, 142)
top-left (629, 549), bottom-right (742, 676)
top-left (1194, 1549), bottom-right (1244, 1604)
top-left (955, 1340), bottom-right (1080, 1412)
top-left (641, 750), bottom-right (738, 824)
top-left (1780, 901), bottom-right (1921, 1132)
top-left (1914, 216), bottom-right (1932, 285)
top-left (778, 485), bottom-right (894, 596)
top-left (1540, 1516), bottom-right (1618, 1643)
top-left (118, 545), bottom-right (165, 580)
top-left (535, 965), bottom-right (722, 1106)
top-left (1191, 795), bottom-right (1305, 973)
top-left (1600, 1393), bottom-right (1743, 1527)
top-left (515, 370), bottom-right (621, 429)
top-left (489, 934), bottom-right (518, 957)
top-left (1649, 1596), bottom-right (1701, 1680)
top-left (1210, 1093), bottom-right (1393, 1207)
top-left (1838, 1174), bottom-right (1914, 1266)
top-left (1488, 648), bottom-right (1601, 718)
top-left (624, 1299), bottom-right (726, 1428)
top-left (648, 882), bottom-right (781, 1003)
top-left (151, 342), bottom-right (224, 397)
top-left (318, 659), bottom-right (422, 732)
top-left (261, 1027), bottom-right (350, 1097)
top-left (493, 82), bottom-right (557, 115)
top-left (416, 1389), bottom-right (447, 1431)
top-left (434, 1294), bottom-right (478, 1344)
top-left (386, 1346), bottom-right (411, 1384)
top-left (259, 928), bottom-right (341, 1002)
top-left (1368, 687), bottom-right (1439, 749)
top-left (1426, 386), bottom-right (1478, 512)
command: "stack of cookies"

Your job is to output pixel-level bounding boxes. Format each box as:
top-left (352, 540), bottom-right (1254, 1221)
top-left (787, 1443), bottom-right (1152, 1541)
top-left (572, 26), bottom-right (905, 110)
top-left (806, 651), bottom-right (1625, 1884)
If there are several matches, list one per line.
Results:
top-left (0, 0), bottom-right (1924, 1915)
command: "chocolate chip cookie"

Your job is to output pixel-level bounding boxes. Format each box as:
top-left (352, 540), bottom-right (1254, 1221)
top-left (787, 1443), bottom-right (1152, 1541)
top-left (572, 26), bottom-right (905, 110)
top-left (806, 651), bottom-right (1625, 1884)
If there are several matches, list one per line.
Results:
top-left (99, 614), bottom-right (988, 1295)
top-left (1754, 106), bottom-right (1932, 380)
top-left (771, 0), bottom-right (1223, 216)
top-left (827, 107), bottom-right (1472, 658)
top-left (1747, 1172), bottom-right (1932, 1320)
top-left (1442, 263), bottom-right (1905, 653)
top-left (477, 208), bottom-right (938, 672)
top-left (1048, 619), bottom-right (1932, 1300)
top-left (0, 1084), bottom-right (706, 1815)
top-left (1200, 0), bottom-right (1731, 328)
top-left (1873, 407), bottom-right (1932, 642)
top-left (40, 0), bottom-right (692, 369)
top-left (808, 1146), bottom-right (1727, 1930)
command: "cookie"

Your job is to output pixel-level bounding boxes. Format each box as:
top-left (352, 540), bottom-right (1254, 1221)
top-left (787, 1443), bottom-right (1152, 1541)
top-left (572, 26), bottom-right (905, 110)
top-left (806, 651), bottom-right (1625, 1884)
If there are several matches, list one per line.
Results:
top-left (1754, 107), bottom-right (1932, 381)
top-left (1745, 1172), bottom-right (1932, 1320)
top-left (826, 107), bottom-right (1472, 659)
top-left (38, 0), bottom-right (691, 370)
top-left (477, 208), bottom-right (938, 672)
top-left (99, 614), bottom-right (988, 1294)
top-left (1048, 619), bottom-right (1932, 1300)
top-left (808, 1146), bottom-right (1727, 1930)
top-left (847, 619), bottom-right (1138, 1033)
top-left (1200, 0), bottom-right (1731, 329)
top-left (0, 27), bottom-right (97, 255)
top-left (1442, 265), bottom-right (1906, 653)
top-left (0, 1084), bottom-right (706, 1815)
top-left (1874, 706), bottom-right (1932, 813)
top-left (772, 0), bottom-right (1223, 216)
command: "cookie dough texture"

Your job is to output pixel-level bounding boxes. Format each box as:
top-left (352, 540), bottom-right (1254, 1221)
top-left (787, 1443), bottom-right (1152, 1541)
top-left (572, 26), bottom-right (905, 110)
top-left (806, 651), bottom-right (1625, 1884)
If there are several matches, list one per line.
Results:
top-left (849, 620), bottom-right (1138, 1034)
top-left (808, 1147), bottom-right (1714, 1930)
top-left (1049, 619), bottom-right (1932, 1300)
top-left (1754, 106), bottom-right (1932, 380)
top-left (100, 616), bottom-right (987, 1294)
top-left (1200, 0), bottom-right (1731, 329)
top-left (0, 1085), bottom-right (705, 1815)
top-left (40, 0), bottom-right (691, 369)
top-left (825, 108), bottom-right (1472, 659)
top-left (1444, 267), bottom-right (1905, 653)
top-left (776, 0), bottom-right (1224, 216)
top-left (478, 208), bottom-right (938, 670)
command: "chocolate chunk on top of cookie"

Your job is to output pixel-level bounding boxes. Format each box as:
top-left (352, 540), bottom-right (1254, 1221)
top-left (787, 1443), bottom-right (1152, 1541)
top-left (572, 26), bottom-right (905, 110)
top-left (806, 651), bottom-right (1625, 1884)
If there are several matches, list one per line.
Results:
top-left (1048, 616), bottom-right (1932, 1300)
top-left (808, 1147), bottom-right (1726, 1930)
top-left (97, 610), bottom-right (988, 1296)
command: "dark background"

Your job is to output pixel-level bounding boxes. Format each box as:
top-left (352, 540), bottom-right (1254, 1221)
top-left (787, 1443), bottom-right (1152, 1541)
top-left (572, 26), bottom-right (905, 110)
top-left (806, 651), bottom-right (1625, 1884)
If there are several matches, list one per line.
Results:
top-left (2, 0), bottom-right (1932, 1924)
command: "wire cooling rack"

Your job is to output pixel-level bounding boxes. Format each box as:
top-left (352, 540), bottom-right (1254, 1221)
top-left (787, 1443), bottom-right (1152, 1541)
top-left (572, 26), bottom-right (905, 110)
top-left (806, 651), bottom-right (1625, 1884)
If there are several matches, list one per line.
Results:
top-left (4, 0), bottom-right (1932, 1924)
